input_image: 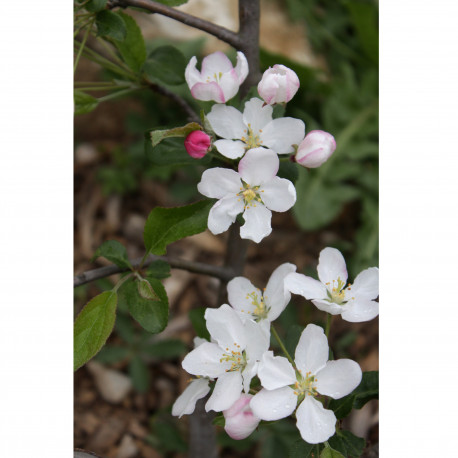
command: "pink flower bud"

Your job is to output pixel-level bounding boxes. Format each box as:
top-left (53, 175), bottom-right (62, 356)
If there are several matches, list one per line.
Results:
top-left (295, 130), bottom-right (336, 168)
top-left (184, 130), bottom-right (211, 159)
top-left (257, 64), bottom-right (300, 105)
top-left (223, 394), bottom-right (260, 440)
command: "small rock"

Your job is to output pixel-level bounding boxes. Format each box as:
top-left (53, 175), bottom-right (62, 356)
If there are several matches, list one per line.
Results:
top-left (116, 435), bottom-right (138, 458)
top-left (87, 417), bottom-right (125, 452)
top-left (75, 143), bottom-right (98, 166)
top-left (80, 412), bottom-right (100, 435)
top-left (87, 361), bottom-right (132, 404)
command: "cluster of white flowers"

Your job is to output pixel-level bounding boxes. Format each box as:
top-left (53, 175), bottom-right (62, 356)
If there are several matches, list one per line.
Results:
top-left (172, 51), bottom-right (379, 447)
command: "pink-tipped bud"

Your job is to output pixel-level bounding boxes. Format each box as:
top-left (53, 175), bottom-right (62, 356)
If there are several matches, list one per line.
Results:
top-left (295, 130), bottom-right (336, 168)
top-left (223, 394), bottom-right (260, 440)
top-left (257, 64), bottom-right (300, 105)
top-left (184, 130), bottom-right (211, 159)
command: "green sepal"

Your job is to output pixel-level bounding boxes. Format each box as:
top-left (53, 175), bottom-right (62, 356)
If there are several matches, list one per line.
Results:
top-left (150, 122), bottom-right (202, 148)
top-left (212, 414), bottom-right (225, 427)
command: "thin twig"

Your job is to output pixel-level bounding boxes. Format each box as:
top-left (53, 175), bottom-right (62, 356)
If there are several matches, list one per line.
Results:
top-left (107, 0), bottom-right (241, 48)
top-left (74, 254), bottom-right (235, 287)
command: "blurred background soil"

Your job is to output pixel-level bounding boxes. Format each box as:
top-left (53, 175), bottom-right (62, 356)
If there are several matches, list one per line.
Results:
top-left (74, 1), bottom-right (378, 456)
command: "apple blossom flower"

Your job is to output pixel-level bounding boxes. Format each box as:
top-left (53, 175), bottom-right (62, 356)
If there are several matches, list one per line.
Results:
top-left (185, 51), bottom-right (248, 103)
top-left (181, 304), bottom-right (269, 412)
top-left (257, 64), bottom-right (300, 105)
top-left (250, 324), bottom-right (362, 444)
top-left (223, 394), bottom-right (261, 440)
top-left (285, 247), bottom-right (379, 322)
top-left (295, 130), bottom-right (336, 168)
top-left (227, 263), bottom-right (296, 333)
top-left (197, 148), bottom-right (296, 243)
top-left (184, 130), bottom-right (211, 159)
top-left (207, 97), bottom-right (305, 159)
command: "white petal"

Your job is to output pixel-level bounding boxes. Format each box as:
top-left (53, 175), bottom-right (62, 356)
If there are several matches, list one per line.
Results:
top-left (295, 324), bottom-right (328, 375)
top-left (198, 167), bottom-right (242, 199)
top-left (205, 304), bottom-right (247, 350)
top-left (341, 298), bottom-right (379, 322)
top-left (257, 351), bottom-right (296, 390)
top-left (265, 263), bottom-right (297, 321)
top-left (234, 51), bottom-right (249, 84)
top-left (284, 272), bottom-right (327, 300)
top-left (238, 148), bottom-right (279, 186)
top-left (244, 319), bottom-right (270, 361)
top-left (316, 359), bottom-right (362, 399)
top-left (182, 342), bottom-right (229, 377)
top-left (205, 370), bottom-right (243, 412)
top-left (213, 139), bottom-right (246, 159)
top-left (240, 204), bottom-right (272, 243)
top-left (227, 277), bottom-right (260, 317)
top-left (311, 299), bottom-right (345, 315)
top-left (193, 336), bottom-right (208, 348)
top-left (207, 196), bottom-right (244, 235)
top-left (242, 360), bottom-right (258, 393)
top-left (185, 56), bottom-right (203, 88)
top-left (207, 104), bottom-right (246, 140)
top-left (317, 247), bottom-right (348, 289)
top-left (201, 51), bottom-right (234, 76)
top-left (172, 378), bottom-right (210, 417)
top-left (296, 396), bottom-right (336, 444)
top-left (242, 98), bottom-right (273, 133)
top-left (250, 386), bottom-right (297, 421)
top-left (191, 82), bottom-right (225, 103)
top-left (260, 176), bottom-right (296, 212)
top-left (260, 118), bottom-right (305, 154)
top-left (350, 267), bottom-right (379, 300)
top-left (218, 71), bottom-right (240, 102)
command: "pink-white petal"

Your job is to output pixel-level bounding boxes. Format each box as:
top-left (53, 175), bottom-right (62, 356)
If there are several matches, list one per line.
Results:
top-left (317, 247), bottom-right (348, 289)
top-left (198, 167), bottom-right (242, 199)
top-left (264, 263), bottom-right (297, 321)
top-left (284, 272), bottom-right (328, 300)
top-left (341, 298), bottom-right (379, 322)
top-left (260, 176), bottom-right (296, 212)
top-left (207, 196), bottom-right (244, 235)
top-left (260, 118), bottom-right (305, 154)
top-left (182, 342), bottom-right (229, 378)
top-left (234, 51), bottom-right (249, 84)
top-left (238, 148), bottom-right (279, 186)
top-left (242, 98), bottom-right (273, 134)
top-left (191, 82), bottom-right (226, 103)
top-left (218, 70), bottom-right (240, 101)
top-left (257, 351), bottom-right (296, 390)
top-left (315, 359), bottom-right (362, 399)
top-left (185, 56), bottom-right (203, 88)
top-left (227, 277), bottom-right (260, 317)
top-left (349, 267), bottom-right (379, 300)
top-left (201, 51), bottom-right (234, 76)
top-left (205, 304), bottom-right (246, 350)
top-left (172, 378), bottom-right (210, 418)
top-left (205, 370), bottom-right (243, 412)
top-left (213, 139), bottom-right (246, 159)
top-left (223, 394), bottom-right (260, 440)
top-left (250, 386), bottom-right (297, 421)
top-left (296, 396), bottom-right (336, 444)
top-left (240, 204), bottom-right (272, 243)
top-left (295, 324), bottom-right (328, 375)
top-left (207, 104), bottom-right (246, 139)
top-left (311, 298), bottom-right (345, 315)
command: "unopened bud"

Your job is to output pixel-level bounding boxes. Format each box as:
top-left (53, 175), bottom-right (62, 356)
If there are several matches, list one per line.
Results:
top-left (295, 130), bottom-right (336, 168)
top-left (257, 64), bottom-right (300, 105)
top-left (223, 394), bottom-right (260, 440)
top-left (184, 130), bottom-right (211, 159)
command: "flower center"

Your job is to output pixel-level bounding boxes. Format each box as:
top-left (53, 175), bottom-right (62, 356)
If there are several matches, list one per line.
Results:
top-left (237, 182), bottom-right (264, 210)
top-left (220, 343), bottom-right (247, 372)
top-left (245, 291), bottom-right (269, 321)
top-left (240, 124), bottom-right (263, 149)
top-left (293, 371), bottom-right (318, 398)
top-left (326, 277), bottom-right (347, 305)
top-left (206, 72), bottom-right (223, 83)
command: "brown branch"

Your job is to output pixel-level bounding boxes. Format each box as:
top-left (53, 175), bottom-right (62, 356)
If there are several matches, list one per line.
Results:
top-left (107, 0), bottom-right (242, 49)
top-left (74, 254), bottom-right (235, 287)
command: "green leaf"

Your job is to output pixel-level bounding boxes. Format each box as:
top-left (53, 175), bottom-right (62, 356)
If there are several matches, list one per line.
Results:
top-left (289, 439), bottom-right (315, 458)
top-left (153, 0), bottom-right (189, 6)
top-left (85, 0), bottom-right (107, 13)
top-left (74, 90), bottom-right (99, 115)
top-left (96, 345), bottom-right (130, 364)
top-left (129, 355), bottom-right (150, 392)
top-left (150, 122), bottom-right (202, 148)
top-left (328, 430), bottom-right (366, 457)
top-left (152, 421), bottom-right (188, 453)
top-left (95, 10), bottom-right (127, 41)
top-left (278, 160), bottom-right (299, 184)
top-left (143, 200), bottom-right (214, 255)
top-left (115, 313), bottom-right (135, 343)
top-left (119, 279), bottom-right (168, 333)
top-left (320, 446), bottom-right (345, 458)
top-left (329, 392), bottom-right (355, 419)
top-left (142, 339), bottom-right (187, 360)
top-left (146, 260), bottom-right (171, 279)
top-left (91, 240), bottom-right (132, 270)
top-left (74, 291), bottom-right (118, 370)
top-left (143, 45), bottom-right (187, 85)
top-left (113, 12), bottom-right (146, 72)
top-left (189, 307), bottom-right (210, 341)
top-left (137, 278), bottom-right (160, 301)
